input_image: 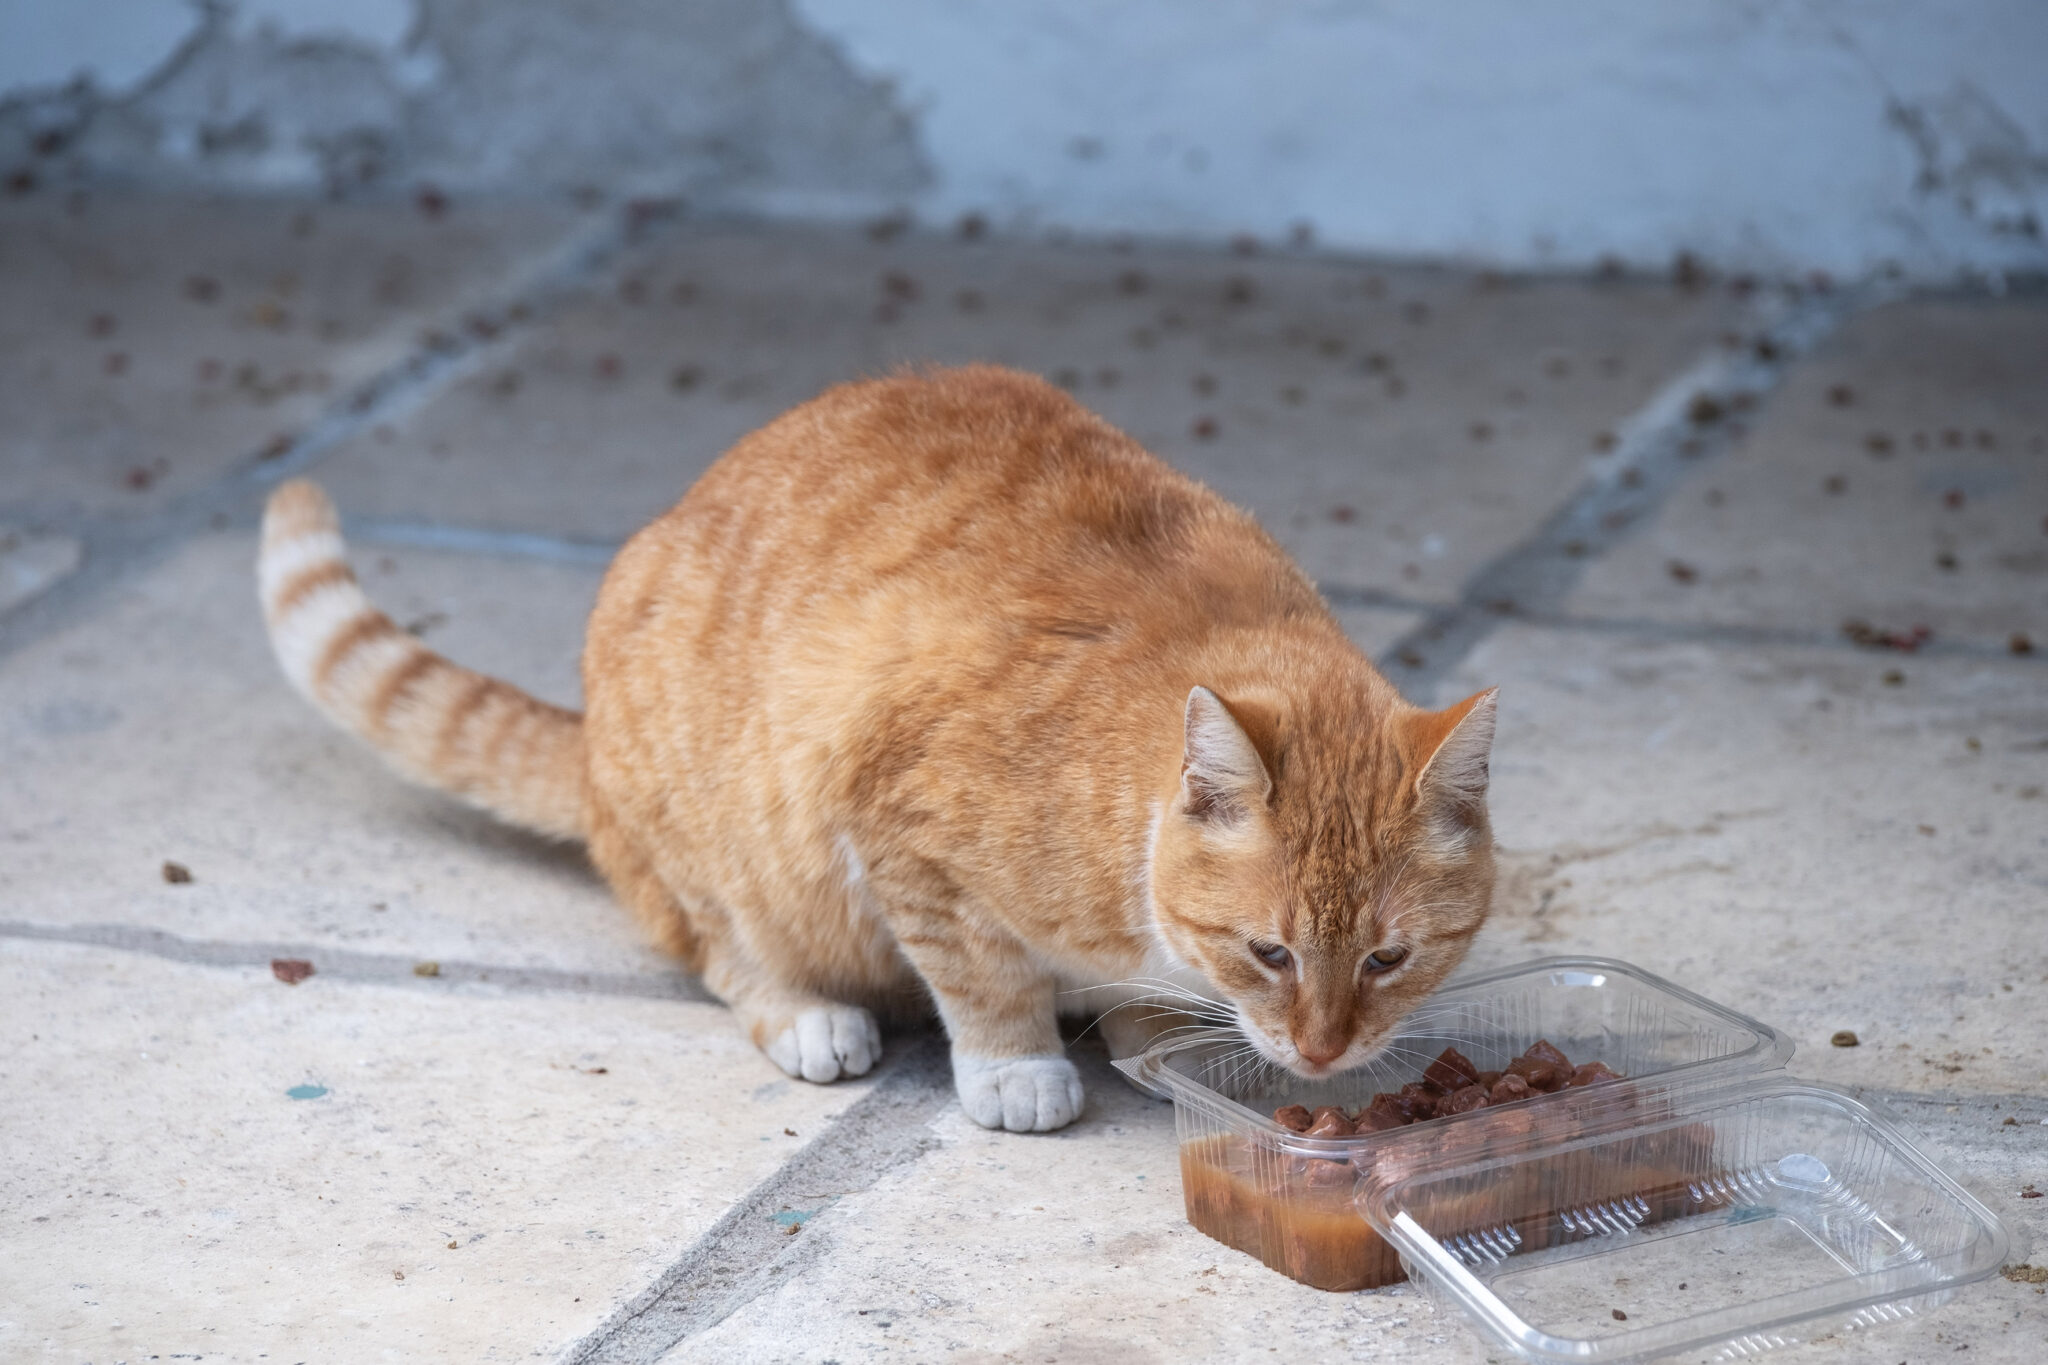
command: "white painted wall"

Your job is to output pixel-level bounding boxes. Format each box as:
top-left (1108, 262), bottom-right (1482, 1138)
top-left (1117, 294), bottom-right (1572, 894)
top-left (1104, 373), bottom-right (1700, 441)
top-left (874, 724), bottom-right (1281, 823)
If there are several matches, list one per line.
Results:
top-left (5, 0), bottom-right (2043, 280)
top-left (795, 0), bottom-right (2048, 278)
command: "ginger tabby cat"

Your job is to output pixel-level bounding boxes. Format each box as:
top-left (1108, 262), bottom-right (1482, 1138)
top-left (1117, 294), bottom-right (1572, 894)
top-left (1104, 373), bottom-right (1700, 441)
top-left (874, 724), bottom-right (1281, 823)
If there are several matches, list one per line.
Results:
top-left (258, 365), bottom-right (1497, 1132)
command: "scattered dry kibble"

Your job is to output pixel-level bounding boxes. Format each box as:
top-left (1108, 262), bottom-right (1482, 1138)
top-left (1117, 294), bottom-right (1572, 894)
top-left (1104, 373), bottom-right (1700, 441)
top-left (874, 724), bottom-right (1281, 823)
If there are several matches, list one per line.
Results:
top-left (1329, 505), bottom-right (1357, 524)
top-left (413, 961), bottom-right (441, 978)
top-left (271, 958), bottom-right (315, 985)
top-left (1612, 1309), bottom-right (1629, 1322)
top-left (447, 1240), bottom-right (459, 1250)
top-left (2022, 1185), bottom-right (2042, 1200)
top-left (161, 860), bottom-right (193, 884)
top-left (2003, 1263), bottom-right (2048, 1282)
top-left (1667, 560), bottom-right (1698, 584)
top-left (1191, 416), bottom-right (1218, 440)
top-left (2012, 633), bottom-right (2035, 656)
top-left (1882, 669), bottom-right (1905, 686)
top-left (1831, 1030), bottom-right (1860, 1048)
top-left (1686, 393), bottom-right (1723, 426)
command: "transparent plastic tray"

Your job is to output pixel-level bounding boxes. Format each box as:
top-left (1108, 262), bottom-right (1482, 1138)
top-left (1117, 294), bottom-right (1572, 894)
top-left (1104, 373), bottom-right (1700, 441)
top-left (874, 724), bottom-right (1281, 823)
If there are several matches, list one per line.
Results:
top-left (1116, 956), bottom-right (2009, 1362)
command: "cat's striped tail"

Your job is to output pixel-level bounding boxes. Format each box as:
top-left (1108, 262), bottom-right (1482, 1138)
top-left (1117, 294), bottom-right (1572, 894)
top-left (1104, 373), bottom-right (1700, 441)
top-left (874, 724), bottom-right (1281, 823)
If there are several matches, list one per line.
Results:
top-left (257, 479), bottom-right (587, 840)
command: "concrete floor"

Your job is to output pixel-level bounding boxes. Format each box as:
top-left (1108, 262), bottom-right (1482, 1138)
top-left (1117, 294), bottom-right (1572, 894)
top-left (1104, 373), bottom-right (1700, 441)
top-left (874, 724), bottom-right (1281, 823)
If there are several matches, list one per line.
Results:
top-left (1, 190), bottom-right (2043, 1364)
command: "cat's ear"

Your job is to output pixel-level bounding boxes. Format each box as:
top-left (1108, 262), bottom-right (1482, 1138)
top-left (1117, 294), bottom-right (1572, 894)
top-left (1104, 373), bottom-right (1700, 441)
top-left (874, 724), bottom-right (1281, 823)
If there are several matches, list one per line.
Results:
top-left (1406, 687), bottom-right (1498, 816)
top-left (1180, 686), bottom-right (1273, 823)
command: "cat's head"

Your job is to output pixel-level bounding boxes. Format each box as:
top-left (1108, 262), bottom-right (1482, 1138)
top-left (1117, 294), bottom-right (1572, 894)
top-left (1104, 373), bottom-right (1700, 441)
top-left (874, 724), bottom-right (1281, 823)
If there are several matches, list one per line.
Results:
top-left (1148, 681), bottom-right (1497, 1077)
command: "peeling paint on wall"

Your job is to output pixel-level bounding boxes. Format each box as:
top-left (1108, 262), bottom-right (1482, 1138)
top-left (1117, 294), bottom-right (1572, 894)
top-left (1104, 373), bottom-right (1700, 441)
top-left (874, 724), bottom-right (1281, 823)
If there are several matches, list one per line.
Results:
top-left (1, 0), bottom-right (927, 213)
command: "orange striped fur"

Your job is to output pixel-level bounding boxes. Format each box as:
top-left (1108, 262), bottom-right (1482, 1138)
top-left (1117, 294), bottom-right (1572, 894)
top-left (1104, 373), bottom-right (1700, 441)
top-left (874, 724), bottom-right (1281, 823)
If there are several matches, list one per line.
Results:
top-left (259, 366), bottom-right (1497, 1132)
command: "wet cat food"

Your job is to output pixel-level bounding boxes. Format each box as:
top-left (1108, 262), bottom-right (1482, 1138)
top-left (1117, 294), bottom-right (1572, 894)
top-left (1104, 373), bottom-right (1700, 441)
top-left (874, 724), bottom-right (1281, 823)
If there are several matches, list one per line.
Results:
top-left (1177, 1041), bottom-right (1681, 1292)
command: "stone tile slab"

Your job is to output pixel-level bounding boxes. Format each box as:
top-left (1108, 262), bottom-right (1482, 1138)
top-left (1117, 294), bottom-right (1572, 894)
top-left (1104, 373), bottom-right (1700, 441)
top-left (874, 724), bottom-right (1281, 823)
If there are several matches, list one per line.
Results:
top-left (0, 528), bottom-right (664, 975)
top-left (1444, 624), bottom-right (2048, 1098)
top-left (0, 937), bottom-right (869, 1364)
top-left (1566, 297), bottom-right (2048, 653)
top-left (316, 225), bottom-right (1745, 604)
top-left (0, 191), bottom-right (581, 526)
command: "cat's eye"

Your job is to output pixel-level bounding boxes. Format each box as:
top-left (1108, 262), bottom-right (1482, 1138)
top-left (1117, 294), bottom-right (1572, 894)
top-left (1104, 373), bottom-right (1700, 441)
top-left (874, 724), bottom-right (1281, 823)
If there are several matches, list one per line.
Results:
top-left (1365, 946), bottom-right (1408, 971)
top-left (1251, 941), bottom-right (1292, 970)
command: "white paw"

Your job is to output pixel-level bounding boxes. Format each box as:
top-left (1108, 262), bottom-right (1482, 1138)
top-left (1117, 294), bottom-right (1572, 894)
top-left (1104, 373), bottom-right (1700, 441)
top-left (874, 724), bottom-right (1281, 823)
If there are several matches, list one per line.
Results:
top-left (764, 1005), bottom-right (881, 1083)
top-left (952, 1052), bottom-right (1085, 1132)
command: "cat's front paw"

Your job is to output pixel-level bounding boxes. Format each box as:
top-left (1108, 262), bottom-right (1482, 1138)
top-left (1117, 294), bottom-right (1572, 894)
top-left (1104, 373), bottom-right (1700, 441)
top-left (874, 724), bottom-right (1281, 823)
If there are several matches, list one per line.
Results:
top-left (951, 1052), bottom-right (1084, 1132)
top-left (764, 1005), bottom-right (882, 1083)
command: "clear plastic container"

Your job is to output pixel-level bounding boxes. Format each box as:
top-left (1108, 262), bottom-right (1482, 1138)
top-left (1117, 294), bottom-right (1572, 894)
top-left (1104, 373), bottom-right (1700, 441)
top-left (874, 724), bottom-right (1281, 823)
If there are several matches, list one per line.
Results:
top-left (1115, 956), bottom-right (2010, 1362)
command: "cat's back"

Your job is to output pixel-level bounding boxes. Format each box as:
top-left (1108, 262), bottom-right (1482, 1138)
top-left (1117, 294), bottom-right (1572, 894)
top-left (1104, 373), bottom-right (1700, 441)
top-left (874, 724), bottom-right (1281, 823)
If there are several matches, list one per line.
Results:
top-left (590, 365), bottom-right (1318, 669)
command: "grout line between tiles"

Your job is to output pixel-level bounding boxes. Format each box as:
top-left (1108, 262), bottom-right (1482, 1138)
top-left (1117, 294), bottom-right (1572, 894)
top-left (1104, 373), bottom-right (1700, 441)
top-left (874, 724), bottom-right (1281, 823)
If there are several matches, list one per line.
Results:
top-left (559, 1032), bottom-right (955, 1365)
top-left (1371, 282), bottom-right (1888, 701)
top-left (0, 199), bottom-right (689, 664)
top-left (0, 919), bottom-right (717, 1003)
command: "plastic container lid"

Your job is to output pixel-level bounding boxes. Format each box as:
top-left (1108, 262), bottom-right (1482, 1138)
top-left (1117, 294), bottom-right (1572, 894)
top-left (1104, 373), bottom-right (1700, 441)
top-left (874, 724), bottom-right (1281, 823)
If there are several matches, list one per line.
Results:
top-left (1358, 1081), bottom-right (2011, 1363)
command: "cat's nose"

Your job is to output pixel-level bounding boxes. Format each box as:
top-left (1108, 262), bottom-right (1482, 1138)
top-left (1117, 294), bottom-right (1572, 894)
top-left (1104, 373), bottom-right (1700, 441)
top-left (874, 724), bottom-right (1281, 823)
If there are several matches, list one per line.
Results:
top-left (1296, 1035), bottom-right (1347, 1067)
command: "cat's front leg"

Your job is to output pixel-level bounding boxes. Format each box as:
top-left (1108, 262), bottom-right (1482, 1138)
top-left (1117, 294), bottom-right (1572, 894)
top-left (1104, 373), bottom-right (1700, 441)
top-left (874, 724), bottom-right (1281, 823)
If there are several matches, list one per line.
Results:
top-left (889, 905), bottom-right (1083, 1133)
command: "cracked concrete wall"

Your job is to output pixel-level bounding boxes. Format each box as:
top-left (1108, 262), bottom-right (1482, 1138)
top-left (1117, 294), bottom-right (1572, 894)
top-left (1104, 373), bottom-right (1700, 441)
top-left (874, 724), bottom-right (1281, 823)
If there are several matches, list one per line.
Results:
top-left (3, 0), bottom-right (2043, 281)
